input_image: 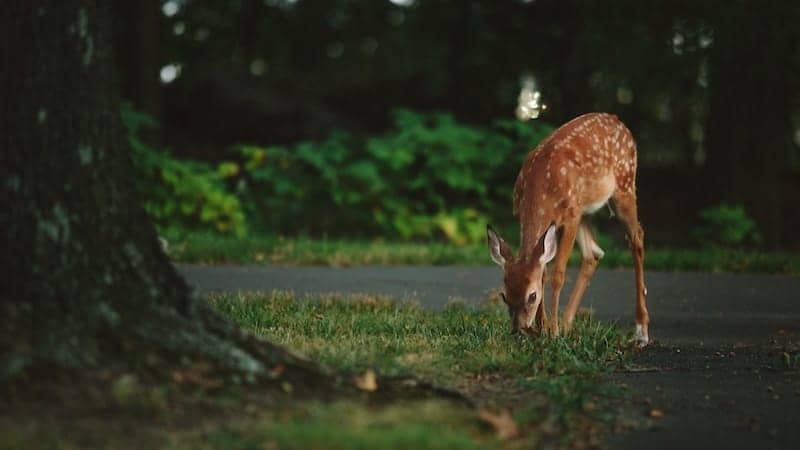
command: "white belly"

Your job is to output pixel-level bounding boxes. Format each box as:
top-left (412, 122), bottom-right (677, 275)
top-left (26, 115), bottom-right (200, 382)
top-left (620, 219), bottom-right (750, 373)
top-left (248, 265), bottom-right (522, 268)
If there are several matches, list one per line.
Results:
top-left (581, 174), bottom-right (615, 215)
top-left (583, 197), bottom-right (610, 214)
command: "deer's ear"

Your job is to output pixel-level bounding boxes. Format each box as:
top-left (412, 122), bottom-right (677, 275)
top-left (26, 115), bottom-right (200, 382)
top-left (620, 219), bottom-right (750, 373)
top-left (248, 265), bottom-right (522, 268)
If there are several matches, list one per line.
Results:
top-left (487, 225), bottom-right (512, 267)
top-left (539, 225), bottom-right (558, 265)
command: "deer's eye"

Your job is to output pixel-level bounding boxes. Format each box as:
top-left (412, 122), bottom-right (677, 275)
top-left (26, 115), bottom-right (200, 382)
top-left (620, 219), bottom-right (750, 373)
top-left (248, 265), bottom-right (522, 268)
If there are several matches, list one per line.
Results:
top-left (528, 292), bottom-right (537, 303)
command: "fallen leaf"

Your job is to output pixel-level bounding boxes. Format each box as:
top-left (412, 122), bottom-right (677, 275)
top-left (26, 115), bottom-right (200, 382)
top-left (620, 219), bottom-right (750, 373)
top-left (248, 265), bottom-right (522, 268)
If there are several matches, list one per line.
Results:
top-left (171, 369), bottom-right (223, 389)
top-left (478, 409), bottom-right (519, 440)
top-left (354, 369), bottom-right (378, 392)
top-left (649, 408), bottom-right (664, 418)
top-left (268, 364), bottom-right (285, 379)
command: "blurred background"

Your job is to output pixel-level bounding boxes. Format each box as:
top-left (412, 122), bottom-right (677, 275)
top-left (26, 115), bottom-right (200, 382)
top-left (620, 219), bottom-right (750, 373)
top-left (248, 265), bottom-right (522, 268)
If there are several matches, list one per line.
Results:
top-left (112, 0), bottom-right (800, 254)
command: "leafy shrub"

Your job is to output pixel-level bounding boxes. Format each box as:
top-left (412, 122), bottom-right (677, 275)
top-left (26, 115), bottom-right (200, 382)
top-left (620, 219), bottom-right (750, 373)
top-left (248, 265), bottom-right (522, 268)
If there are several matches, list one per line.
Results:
top-left (692, 203), bottom-right (760, 248)
top-left (232, 110), bottom-right (553, 244)
top-left (122, 104), bottom-right (247, 236)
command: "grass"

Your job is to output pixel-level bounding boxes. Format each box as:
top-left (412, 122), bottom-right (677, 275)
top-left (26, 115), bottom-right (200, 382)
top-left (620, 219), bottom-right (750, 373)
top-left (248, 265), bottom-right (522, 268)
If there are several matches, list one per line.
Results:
top-left (1, 293), bottom-right (632, 450)
top-left (164, 231), bottom-right (800, 273)
top-left (202, 292), bottom-right (630, 448)
top-left (211, 292), bottom-right (626, 384)
top-left (165, 400), bottom-right (491, 450)
top-left (164, 232), bottom-right (485, 266)
top-left (2, 398), bottom-right (490, 450)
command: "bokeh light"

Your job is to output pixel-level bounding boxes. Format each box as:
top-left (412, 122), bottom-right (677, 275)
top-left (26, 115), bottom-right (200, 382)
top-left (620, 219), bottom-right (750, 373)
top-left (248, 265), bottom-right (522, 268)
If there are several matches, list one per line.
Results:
top-left (515, 75), bottom-right (546, 121)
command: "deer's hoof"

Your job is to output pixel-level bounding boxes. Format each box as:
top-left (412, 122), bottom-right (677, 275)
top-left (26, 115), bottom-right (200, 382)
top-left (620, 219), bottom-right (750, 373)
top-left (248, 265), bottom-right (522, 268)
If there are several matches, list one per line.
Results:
top-left (634, 324), bottom-right (649, 348)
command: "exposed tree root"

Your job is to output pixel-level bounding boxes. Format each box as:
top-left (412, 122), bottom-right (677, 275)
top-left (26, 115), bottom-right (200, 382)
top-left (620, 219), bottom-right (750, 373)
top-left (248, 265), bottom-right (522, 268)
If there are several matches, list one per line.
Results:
top-left (2, 300), bottom-right (473, 407)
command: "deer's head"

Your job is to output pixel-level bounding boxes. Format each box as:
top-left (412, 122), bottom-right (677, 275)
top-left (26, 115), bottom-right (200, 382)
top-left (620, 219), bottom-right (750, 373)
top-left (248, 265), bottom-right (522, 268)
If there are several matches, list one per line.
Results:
top-left (487, 225), bottom-right (557, 334)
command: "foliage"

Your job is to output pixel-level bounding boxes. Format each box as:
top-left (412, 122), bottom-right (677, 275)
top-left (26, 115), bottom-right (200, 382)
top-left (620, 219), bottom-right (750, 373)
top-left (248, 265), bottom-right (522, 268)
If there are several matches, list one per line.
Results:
top-left (117, 1), bottom-right (800, 248)
top-left (122, 104), bottom-right (246, 236)
top-left (692, 204), bottom-right (760, 248)
top-left (230, 110), bottom-right (553, 244)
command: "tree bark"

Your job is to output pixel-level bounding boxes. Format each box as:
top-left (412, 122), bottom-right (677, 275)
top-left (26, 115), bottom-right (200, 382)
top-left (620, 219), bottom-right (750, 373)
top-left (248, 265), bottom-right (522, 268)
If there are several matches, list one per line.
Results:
top-left (0, 0), bottom-right (322, 385)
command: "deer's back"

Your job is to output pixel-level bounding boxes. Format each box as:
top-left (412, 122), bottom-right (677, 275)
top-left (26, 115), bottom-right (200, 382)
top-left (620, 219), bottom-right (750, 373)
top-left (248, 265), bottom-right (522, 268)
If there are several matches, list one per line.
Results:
top-left (513, 113), bottom-right (637, 220)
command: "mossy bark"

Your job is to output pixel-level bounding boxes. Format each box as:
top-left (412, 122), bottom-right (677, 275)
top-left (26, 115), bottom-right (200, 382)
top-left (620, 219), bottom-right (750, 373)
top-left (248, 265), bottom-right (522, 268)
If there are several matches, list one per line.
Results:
top-left (0, 1), bottom-right (326, 388)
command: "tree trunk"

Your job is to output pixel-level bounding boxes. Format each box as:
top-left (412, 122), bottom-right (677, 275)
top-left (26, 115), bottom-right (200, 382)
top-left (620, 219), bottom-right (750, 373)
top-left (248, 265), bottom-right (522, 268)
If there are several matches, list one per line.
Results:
top-left (239, 0), bottom-right (264, 67)
top-left (704, 1), bottom-right (797, 248)
top-left (0, 0), bottom-right (322, 385)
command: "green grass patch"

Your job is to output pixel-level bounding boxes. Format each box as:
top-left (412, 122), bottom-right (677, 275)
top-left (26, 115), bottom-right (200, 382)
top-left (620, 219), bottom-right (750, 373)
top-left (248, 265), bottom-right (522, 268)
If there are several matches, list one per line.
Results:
top-left (165, 231), bottom-right (800, 273)
top-left (166, 400), bottom-right (490, 450)
top-left (164, 232), bottom-right (486, 266)
top-left (211, 292), bottom-right (625, 382)
top-left (202, 292), bottom-right (629, 448)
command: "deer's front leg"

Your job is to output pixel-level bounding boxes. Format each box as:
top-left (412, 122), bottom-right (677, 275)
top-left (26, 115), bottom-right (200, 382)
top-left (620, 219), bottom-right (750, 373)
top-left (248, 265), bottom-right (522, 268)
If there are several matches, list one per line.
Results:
top-left (548, 219), bottom-right (579, 336)
top-left (534, 296), bottom-right (547, 333)
top-left (563, 223), bottom-right (604, 332)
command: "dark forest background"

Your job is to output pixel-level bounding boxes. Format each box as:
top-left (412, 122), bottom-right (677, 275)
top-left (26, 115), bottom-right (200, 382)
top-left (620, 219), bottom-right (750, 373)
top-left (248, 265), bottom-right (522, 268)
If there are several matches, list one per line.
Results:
top-left (111, 0), bottom-right (800, 250)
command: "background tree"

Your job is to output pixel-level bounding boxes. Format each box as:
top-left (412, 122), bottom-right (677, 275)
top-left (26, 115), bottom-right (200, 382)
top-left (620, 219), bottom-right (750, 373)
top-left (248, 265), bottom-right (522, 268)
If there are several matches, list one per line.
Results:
top-left (704, 0), bottom-right (799, 248)
top-left (113, 0), bottom-right (162, 125)
top-left (53, 0), bottom-right (799, 250)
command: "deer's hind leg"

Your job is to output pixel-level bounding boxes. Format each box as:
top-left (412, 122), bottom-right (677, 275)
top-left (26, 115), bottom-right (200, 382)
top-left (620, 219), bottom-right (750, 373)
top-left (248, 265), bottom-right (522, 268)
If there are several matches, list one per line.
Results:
top-left (562, 221), bottom-right (604, 332)
top-left (612, 191), bottom-right (649, 347)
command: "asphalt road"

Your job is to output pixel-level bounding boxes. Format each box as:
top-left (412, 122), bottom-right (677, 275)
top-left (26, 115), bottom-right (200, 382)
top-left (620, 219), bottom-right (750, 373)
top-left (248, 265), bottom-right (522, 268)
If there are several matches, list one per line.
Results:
top-left (178, 264), bottom-right (800, 450)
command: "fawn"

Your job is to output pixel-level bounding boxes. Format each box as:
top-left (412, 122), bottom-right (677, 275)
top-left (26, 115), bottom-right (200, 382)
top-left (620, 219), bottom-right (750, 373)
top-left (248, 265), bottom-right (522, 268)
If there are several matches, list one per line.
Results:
top-left (487, 113), bottom-right (649, 347)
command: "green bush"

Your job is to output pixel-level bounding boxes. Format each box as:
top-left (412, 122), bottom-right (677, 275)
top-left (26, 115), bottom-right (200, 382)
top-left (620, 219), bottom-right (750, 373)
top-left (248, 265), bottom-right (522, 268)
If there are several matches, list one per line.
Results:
top-left (232, 110), bottom-right (553, 244)
top-left (692, 203), bottom-right (760, 248)
top-left (122, 104), bottom-right (247, 236)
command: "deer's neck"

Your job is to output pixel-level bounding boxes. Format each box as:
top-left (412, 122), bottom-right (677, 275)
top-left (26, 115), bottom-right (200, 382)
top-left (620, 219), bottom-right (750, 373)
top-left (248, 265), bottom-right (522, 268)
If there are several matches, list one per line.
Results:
top-left (519, 219), bottom-right (551, 263)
